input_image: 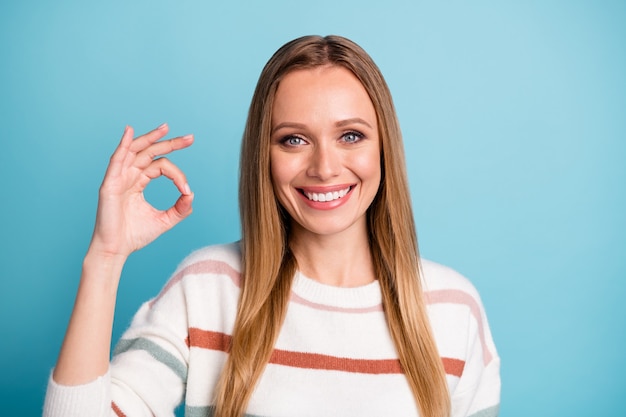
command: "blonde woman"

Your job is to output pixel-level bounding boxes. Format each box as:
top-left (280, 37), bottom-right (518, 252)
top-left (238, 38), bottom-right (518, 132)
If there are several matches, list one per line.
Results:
top-left (45, 35), bottom-right (500, 417)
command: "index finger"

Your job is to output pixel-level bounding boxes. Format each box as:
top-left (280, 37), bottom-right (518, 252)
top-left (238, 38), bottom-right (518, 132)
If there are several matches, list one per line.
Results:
top-left (128, 123), bottom-right (170, 153)
top-left (106, 125), bottom-right (135, 178)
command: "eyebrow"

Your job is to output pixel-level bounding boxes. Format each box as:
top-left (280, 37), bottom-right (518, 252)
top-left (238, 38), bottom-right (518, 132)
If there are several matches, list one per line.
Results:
top-left (271, 118), bottom-right (374, 135)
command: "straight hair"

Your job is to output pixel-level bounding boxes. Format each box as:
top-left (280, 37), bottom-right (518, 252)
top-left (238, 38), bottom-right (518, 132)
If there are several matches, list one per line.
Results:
top-left (213, 35), bottom-right (450, 417)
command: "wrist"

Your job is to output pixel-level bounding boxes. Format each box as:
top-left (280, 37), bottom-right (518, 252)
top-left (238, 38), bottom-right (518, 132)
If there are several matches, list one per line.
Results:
top-left (81, 250), bottom-right (127, 291)
top-left (84, 242), bottom-right (128, 266)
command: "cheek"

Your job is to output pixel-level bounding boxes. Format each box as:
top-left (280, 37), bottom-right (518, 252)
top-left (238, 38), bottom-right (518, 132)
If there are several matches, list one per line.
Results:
top-left (269, 169), bottom-right (289, 213)
top-left (269, 150), bottom-right (285, 186)
top-left (270, 156), bottom-right (290, 189)
top-left (270, 153), bottom-right (299, 211)
top-left (270, 150), bottom-right (305, 187)
top-left (353, 149), bottom-right (382, 185)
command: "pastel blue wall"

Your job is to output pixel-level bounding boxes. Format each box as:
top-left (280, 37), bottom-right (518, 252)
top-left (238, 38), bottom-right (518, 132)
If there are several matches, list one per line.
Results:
top-left (1, 1), bottom-right (624, 416)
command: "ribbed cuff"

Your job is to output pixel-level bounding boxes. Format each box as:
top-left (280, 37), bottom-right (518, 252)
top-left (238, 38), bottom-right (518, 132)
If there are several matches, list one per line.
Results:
top-left (43, 370), bottom-right (111, 417)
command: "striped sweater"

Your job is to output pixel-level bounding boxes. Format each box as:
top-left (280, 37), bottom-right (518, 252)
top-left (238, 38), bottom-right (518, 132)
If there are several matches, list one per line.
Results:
top-left (44, 242), bottom-right (500, 417)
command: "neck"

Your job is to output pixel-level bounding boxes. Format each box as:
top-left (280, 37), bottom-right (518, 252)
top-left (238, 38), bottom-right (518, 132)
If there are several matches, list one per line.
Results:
top-left (289, 221), bottom-right (376, 287)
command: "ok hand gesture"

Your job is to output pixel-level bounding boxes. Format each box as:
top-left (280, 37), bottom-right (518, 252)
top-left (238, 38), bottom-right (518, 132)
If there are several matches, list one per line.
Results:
top-left (88, 123), bottom-right (194, 260)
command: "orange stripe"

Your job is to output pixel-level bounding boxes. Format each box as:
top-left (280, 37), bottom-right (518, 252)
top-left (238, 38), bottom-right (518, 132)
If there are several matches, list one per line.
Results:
top-left (111, 402), bottom-right (127, 417)
top-left (270, 349), bottom-right (403, 374)
top-left (149, 260), bottom-right (491, 370)
top-left (187, 327), bottom-right (464, 377)
top-left (442, 357), bottom-right (465, 377)
top-left (188, 327), bottom-right (231, 352)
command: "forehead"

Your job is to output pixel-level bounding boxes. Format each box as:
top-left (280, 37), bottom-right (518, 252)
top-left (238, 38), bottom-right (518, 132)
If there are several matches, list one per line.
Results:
top-left (271, 65), bottom-right (377, 128)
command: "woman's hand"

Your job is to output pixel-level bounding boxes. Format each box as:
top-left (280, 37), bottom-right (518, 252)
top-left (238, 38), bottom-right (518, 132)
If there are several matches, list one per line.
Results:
top-left (51, 123), bottom-right (194, 386)
top-left (88, 123), bottom-right (194, 260)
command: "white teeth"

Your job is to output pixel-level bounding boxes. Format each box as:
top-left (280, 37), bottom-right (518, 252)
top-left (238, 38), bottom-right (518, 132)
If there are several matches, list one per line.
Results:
top-left (305, 187), bottom-right (350, 202)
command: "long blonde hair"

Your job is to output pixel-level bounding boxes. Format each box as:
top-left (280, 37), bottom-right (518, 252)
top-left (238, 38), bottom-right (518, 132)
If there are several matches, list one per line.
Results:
top-left (214, 35), bottom-right (450, 417)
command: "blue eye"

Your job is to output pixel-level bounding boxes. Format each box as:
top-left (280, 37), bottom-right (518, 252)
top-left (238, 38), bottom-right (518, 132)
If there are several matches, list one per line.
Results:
top-left (281, 136), bottom-right (306, 146)
top-left (342, 131), bottom-right (364, 143)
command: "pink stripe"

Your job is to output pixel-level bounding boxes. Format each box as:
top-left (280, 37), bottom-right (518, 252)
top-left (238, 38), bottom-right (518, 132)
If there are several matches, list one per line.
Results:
top-left (425, 289), bottom-right (493, 366)
top-left (150, 259), bottom-right (383, 312)
top-left (149, 260), bottom-right (493, 367)
top-left (290, 292), bottom-right (383, 313)
top-left (149, 260), bottom-right (241, 307)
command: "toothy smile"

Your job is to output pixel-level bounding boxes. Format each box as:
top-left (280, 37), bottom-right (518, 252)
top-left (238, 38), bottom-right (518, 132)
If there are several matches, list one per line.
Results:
top-left (302, 186), bottom-right (352, 202)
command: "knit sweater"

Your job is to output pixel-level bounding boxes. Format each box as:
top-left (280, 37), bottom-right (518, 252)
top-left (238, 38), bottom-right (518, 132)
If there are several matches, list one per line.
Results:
top-left (44, 242), bottom-right (500, 417)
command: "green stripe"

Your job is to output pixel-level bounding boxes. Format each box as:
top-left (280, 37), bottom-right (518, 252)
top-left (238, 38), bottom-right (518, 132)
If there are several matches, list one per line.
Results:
top-left (185, 405), bottom-right (213, 417)
top-left (185, 406), bottom-right (265, 417)
top-left (185, 403), bottom-right (499, 417)
top-left (113, 337), bottom-right (188, 382)
top-left (468, 404), bottom-right (500, 417)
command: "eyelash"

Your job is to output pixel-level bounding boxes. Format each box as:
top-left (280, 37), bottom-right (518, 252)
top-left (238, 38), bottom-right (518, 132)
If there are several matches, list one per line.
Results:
top-left (341, 131), bottom-right (365, 144)
top-left (279, 131), bottom-right (365, 147)
top-left (280, 135), bottom-right (307, 146)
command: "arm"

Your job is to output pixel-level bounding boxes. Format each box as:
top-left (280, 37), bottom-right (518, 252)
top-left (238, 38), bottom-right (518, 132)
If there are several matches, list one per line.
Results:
top-left (53, 123), bottom-right (194, 386)
top-left (451, 295), bottom-right (501, 417)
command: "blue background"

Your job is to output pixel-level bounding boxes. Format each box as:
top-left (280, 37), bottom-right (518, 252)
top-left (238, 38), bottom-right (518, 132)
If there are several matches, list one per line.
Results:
top-left (1, 1), bottom-right (625, 416)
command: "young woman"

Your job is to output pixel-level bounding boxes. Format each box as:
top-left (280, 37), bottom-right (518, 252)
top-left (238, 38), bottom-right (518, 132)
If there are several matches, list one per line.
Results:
top-left (44, 35), bottom-right (500, 417)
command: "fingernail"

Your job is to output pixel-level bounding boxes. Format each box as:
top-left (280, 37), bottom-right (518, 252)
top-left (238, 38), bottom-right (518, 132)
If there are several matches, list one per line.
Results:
top-left (182, 134), bottom-right (194, 140)
top-left (158, 123), bottom-right (168, 130)
top-left (184, 183), bottom-right (191, 195)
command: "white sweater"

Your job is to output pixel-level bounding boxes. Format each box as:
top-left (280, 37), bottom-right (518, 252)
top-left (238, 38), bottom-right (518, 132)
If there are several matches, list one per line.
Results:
top-left (44, 242), bottom-right (500, 417)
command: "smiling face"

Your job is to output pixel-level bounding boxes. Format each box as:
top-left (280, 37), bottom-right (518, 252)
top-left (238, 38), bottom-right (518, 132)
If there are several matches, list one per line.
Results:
top-left (270, 65), bottom-right (381, 240)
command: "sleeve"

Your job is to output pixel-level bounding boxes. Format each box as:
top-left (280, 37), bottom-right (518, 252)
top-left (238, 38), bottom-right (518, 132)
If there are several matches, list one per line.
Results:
top-left (450, 293), bottom-right (501, 417)
top-left (109, 289), bottom-right (191, 417)
top-left (43, 267), bottom-right (191, 417)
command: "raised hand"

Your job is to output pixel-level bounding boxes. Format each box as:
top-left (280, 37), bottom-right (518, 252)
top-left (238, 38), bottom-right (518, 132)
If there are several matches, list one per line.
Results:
top-left (52, 123), bottom-right (195, 385)
top-left (88, 123), bottom-right (194, 260)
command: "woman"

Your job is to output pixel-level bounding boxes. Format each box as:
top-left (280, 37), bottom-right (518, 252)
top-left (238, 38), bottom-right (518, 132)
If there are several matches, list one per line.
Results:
top-left (44, 35), bottom-right (500, 417)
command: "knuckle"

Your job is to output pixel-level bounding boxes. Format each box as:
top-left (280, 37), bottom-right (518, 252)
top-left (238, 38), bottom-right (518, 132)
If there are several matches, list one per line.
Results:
top-left (152, 156), bottom-right (168, 166)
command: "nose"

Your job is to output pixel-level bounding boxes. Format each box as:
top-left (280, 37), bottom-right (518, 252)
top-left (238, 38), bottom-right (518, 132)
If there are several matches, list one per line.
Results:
top-left (306, 143), bottom-right (341, 180)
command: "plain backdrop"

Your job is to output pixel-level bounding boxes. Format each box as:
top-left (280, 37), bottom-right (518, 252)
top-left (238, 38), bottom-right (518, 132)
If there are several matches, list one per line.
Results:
top-left (1, 1), bottom-right (624, 416)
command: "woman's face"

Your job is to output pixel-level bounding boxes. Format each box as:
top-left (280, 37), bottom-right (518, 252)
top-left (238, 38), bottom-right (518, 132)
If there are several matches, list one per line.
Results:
top-left (270, 65), bottom-right (381, 239)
